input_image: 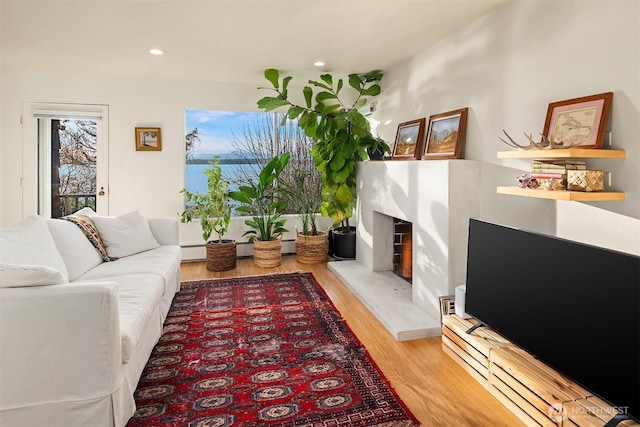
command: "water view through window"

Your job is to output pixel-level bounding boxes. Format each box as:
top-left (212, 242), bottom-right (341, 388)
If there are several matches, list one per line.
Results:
top-left (185, 110), bottom-right (263, 195)
top-left (184, 110), bottom-right (321, 217)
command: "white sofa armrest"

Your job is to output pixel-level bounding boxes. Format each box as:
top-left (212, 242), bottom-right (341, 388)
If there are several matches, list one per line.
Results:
top-left (147, 217), bottom-right (179, 246)
top-left (0, 282), bottom-right (121, 411)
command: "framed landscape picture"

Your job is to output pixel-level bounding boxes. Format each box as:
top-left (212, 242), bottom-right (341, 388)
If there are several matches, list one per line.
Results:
top-left (135, 127), bottom-right (162, 151)
top-left (392, 118), bottom-right (425, 160)
top-left (543, 92), bottom-right (612, 149)
top-left (423, 108), bottom-right (468, 160)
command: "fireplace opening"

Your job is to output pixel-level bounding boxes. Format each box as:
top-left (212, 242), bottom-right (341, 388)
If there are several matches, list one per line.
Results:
top-left (392, 218), bottom-right (412, 283)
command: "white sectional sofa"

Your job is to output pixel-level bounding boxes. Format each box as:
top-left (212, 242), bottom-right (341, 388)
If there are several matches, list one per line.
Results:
top-left (0, 210), bottom-right (182, 427)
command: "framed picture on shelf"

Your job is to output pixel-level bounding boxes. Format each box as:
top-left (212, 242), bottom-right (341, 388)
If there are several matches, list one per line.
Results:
top-left (423, 107), bottom-right (468, 160)
top-left (391, 118), bottom-right (425, 160)
top-left (135, 127), bottom-right (162, 151)
top-left (543, 92), bottom-right (612, 149)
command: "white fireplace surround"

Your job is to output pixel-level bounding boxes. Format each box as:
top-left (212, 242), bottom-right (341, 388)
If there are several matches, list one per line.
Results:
top-left (329, 160), bottom-right (480, 340)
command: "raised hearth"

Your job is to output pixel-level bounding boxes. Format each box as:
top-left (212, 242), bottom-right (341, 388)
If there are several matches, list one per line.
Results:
top-left (329, 261), bottom-right (438, 341)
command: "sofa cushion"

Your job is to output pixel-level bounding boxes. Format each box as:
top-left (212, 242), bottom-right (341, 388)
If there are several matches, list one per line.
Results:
top-left (47, 218), bottom-right (104, 280)
top-left (92, 211), bottom-right (160, 259)
top-left (0, 215), bottom-right (69, 281)
top-left (0, 264), bottom-right (68, 288)
top-left (76, 245), bottom-right (181, 298)
top-left (80, 273), bottom-right (164, 363)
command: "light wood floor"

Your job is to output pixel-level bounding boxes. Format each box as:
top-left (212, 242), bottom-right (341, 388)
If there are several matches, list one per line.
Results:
top-left (180, 256), bottom-right (524, 427)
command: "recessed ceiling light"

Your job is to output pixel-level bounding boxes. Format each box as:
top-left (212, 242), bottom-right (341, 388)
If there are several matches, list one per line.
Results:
top-left (149, 49), bottom-right (164, 55)
top-left (313, 61), bottom-right (326, 67)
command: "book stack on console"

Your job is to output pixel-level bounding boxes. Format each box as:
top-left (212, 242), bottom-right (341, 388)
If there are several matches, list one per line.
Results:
top-left (530, 160), bottom-right (587, 189)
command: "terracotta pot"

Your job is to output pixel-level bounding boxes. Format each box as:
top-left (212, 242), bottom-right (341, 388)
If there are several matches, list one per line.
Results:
top-left (253, 238), bottom-right (282, 268)
top-left (295, 231), bottom-right (328, 264)
top-left (206, 239), bottom-right (236, 271)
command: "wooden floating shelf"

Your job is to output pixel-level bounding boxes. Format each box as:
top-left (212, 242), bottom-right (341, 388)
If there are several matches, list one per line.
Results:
top-left (497, 148), bottom-right (626, 159)
top-left (497, 186), bottom-right (625, 201)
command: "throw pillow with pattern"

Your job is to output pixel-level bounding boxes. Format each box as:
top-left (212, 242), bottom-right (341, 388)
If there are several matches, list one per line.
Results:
top-left (62, 214), bottom-right (114, 261)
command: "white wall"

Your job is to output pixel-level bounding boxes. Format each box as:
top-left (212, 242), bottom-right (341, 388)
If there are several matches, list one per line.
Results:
top-left (1, 0), bottom-right (638, 256)
top-left (0, 69), bottom-right (333, 254)
top-left (373, 0), bottom-right (639, 254)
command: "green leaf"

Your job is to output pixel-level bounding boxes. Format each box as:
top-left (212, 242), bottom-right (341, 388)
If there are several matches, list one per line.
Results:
top-left (316, 91), bottom-right (336, 103)
top-left (362, 84), bottom-right (381, 97)
top-left (329, 154), bottom-right (346, 171)
top-left (363, 70), bottom-right (384, 82)
top-left (257, 96), bottom-right (276, 110)
top-left (309, 80), bottom-right (331, 91)
top-left (332, 164), bottom-right (351, 183)
top-left (336, 79), bottom-right (343, 95)
top-left (322, 103), bottom-right (341, 114)
top-left (270, 200), bottom-right (288, 213)
top-left (277, 152), bottom-right (290, 171)
top-left (244, 219), bottom-right (259, 229)
top-left (303, 86), bottom-right (313, 108)
top-left (228, 191), bottom-right (252, 204)
top-left (282, 76), bottom-right (293, 92)
top-left (348, 74), bottom-right (363, 91)
top-left (320, 74), bottom-right (333, 86)
top-left (264, 69), bottom-right (280, 89)
top-left (262, 97), bottom-right (289, 112)
top-left (287, 106), bottom-right (304, 119)
top-left (336, 183), bottom-right (353, 205)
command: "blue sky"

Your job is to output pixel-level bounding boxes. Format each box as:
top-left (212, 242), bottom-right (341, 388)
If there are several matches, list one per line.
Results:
top-left (185, 110), bottom-right (263, 156)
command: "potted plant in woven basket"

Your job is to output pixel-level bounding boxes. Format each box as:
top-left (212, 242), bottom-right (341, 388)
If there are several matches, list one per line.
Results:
top-left (279, 167), bottom-right (328, 264)
top-left (229, 153), bottom-right (290, 268)
top-left (179, 156), bottom-right (235, 271)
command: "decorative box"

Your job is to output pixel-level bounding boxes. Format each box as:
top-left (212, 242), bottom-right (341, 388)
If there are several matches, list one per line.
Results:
top-left (567, 170), bottom-right (604, 192)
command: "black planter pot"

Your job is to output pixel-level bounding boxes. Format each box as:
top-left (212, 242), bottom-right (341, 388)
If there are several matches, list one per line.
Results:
top-left (367, 147), bottom-right (385, 161)
top-left (330, 226), bottom-right (356, 260)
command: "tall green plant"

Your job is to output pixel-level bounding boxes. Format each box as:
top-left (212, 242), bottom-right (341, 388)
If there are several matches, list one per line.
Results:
top-left (179, 156), bottom-right (231, 243)
top-left (257, 69), bottom-right (383, 231)
top-left (278, 168), bottom-right (323, 236)
top-left (229, 153), bottom-right (290, 242)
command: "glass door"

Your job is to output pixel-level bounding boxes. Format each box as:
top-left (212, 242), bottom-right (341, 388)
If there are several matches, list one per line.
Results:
top-left (32, 105), bottom-right (109, 217)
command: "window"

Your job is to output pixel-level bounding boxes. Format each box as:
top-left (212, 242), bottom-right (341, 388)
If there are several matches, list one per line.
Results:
top-left (184, 110), bottom-right (321, 216)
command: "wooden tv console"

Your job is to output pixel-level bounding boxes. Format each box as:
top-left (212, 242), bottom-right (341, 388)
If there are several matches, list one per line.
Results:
top-left (442, 314), bottom-right (639, 426)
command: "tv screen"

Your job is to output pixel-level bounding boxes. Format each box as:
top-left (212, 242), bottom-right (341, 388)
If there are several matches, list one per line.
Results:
top-left (465, 218), bottom-right (640, 422)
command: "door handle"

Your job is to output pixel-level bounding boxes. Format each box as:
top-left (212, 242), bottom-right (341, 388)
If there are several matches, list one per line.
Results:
top-left (98, 186), bottom-right (105, 196)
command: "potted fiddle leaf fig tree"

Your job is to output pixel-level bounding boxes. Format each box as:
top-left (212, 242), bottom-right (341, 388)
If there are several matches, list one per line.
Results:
top-left (179, 156), bottom-right (235, 271)
top-left (229, 153), bottom-right (290, 268)
top-left (257, 68), bottom-right (383, 259)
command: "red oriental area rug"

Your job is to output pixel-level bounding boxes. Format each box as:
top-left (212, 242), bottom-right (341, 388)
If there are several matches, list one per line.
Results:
top-left (126, 272), bottom-right (420, 427)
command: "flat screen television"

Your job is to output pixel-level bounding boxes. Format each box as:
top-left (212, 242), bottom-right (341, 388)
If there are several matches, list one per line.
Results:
top-left (464, 218), bottom-right (640, 423)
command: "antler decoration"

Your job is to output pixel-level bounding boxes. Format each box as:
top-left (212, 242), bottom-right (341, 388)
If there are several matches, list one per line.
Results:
top-left (499, 130), bottom-right (575, 150)
top-left (499, 130), bottom-right (539, 150)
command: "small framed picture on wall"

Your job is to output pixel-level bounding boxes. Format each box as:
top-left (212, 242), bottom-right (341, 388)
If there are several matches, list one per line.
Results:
top-left (135, 127), bottom-right (162, 151)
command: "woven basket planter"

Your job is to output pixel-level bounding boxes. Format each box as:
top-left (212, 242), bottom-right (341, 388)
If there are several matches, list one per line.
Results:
top-left (206, 240), bottom-right (237, 271)
top-left (253, 239), bottom-right (282, 268)
top-left (296, 232), bottom-right (328, 264)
